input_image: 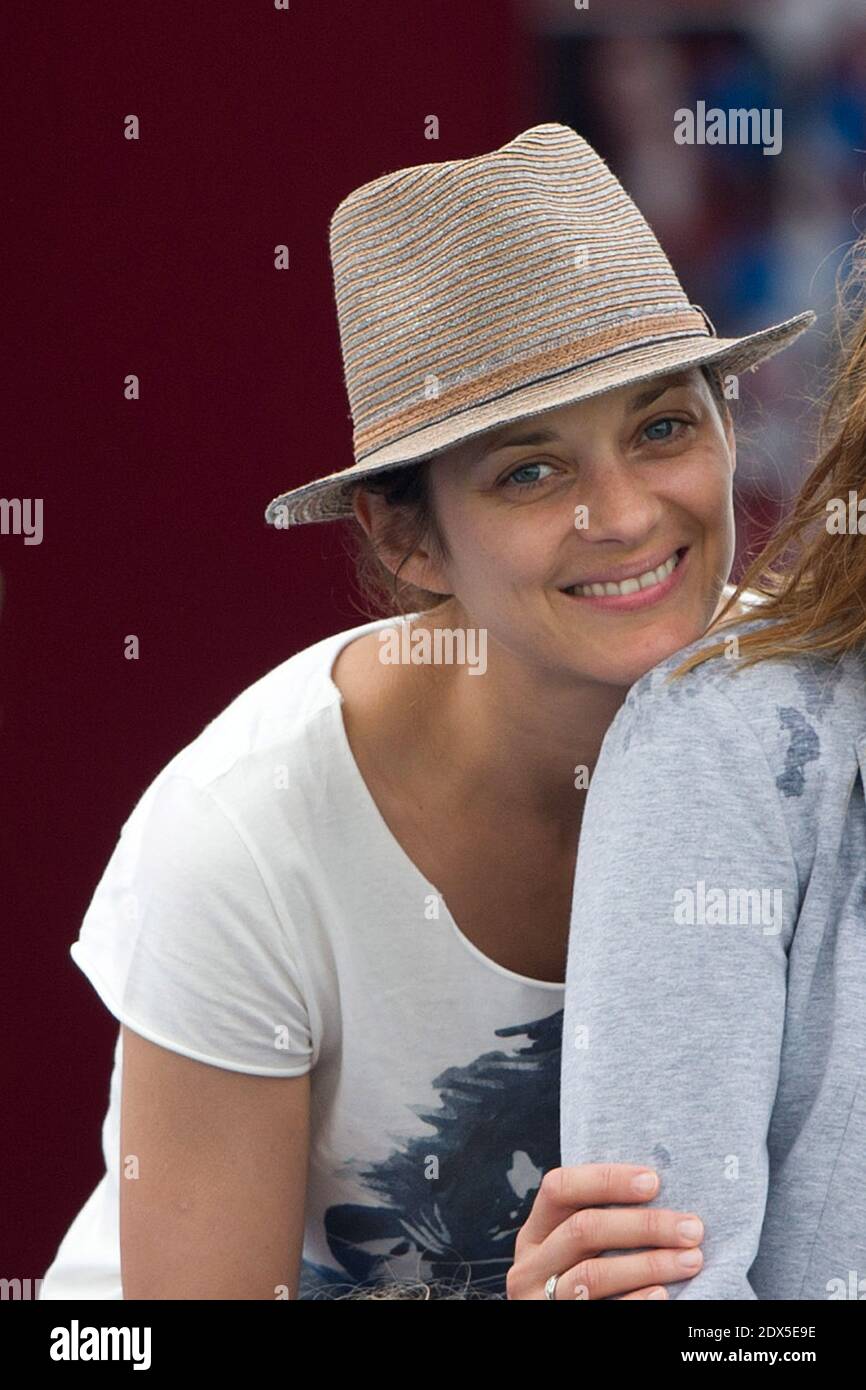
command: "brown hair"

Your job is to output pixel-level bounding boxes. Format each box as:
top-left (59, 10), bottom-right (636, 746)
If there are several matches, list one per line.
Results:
top-left (345, 364), bottom-right (731, 619)
top-left (670, 245), bottom-right (866, 681)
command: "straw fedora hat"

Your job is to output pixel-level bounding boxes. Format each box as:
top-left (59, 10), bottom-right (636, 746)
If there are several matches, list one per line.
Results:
top-left (265, 122), bottom-right (814, 529)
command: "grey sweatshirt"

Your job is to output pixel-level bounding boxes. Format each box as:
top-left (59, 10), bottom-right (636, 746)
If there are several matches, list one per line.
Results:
top-left (560, 618), bottom-right (866, 1300)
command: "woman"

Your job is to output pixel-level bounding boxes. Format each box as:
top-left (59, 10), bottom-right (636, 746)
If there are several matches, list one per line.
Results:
top-left (559, 239), bottom-right (866, 1301)
top-left (38, 123), bottom-right (812, 1300)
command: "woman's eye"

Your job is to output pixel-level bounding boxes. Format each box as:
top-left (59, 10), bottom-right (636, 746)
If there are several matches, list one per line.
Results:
top-left (501, 461), bottom-right (557, 490)
top-left (643, 416), bottom-right (687, 443)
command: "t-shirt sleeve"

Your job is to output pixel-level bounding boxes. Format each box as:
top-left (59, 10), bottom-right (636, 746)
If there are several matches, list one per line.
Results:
top-left (69, 772), bottom-right (316, 1076)
top-left (560, 671), bottom-right (799, 1299)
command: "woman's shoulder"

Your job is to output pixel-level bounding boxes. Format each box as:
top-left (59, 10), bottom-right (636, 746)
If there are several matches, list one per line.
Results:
top-left (611, 614), bottom-right (866, 802)
top-left (162, 613), bottom-right (407, 786)
top-left (110, 613), bottom-right (413, 858)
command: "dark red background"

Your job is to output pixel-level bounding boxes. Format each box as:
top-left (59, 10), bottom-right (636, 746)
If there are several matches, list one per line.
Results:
top-left (4, 0), bottom-right (534, 1282)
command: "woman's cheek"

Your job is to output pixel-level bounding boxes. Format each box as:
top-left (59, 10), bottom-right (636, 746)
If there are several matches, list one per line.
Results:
top-left (670, 463), bottom-right (733, 528)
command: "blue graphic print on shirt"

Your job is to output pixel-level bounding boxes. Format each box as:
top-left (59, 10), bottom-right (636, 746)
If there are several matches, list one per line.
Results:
top-left (298, 1009), bottom-right (563, 1298)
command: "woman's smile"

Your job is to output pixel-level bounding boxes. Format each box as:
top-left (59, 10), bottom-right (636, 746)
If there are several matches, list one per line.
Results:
top-left (557, 545), bottom-right (690, 613)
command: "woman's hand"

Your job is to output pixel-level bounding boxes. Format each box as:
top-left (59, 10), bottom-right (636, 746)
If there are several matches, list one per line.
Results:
top-left (506, 1164), bottom-right (704, 1300)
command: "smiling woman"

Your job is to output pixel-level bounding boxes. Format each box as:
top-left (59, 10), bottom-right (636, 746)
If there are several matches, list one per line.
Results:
top-left (345, 361), bottom-right (742, 691)
top-left (41, 123), bottom-right (813, 1303)
top-left (351, 365), bottom-right (729, 620)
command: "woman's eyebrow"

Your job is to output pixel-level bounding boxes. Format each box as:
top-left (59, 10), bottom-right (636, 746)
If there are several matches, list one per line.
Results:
top-left (628, 372), bottom-right (695, 412)
top-left (482, 426), bottom-right (561, 456)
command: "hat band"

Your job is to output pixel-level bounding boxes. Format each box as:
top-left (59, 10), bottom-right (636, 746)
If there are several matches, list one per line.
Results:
top-left (353, 306), bottom-right (709, 460)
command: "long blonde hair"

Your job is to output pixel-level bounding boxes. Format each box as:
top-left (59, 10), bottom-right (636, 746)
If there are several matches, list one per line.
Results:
top-left (671, 240), bottom-right (866, 679)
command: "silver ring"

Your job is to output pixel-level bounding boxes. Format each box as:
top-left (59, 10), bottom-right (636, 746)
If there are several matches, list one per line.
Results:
top-left (544, 1273), bottom-right (559, 1301)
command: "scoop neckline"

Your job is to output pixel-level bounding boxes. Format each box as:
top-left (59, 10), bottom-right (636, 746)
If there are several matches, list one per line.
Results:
top-left (315, 588), bottom-right (747, 991)
top-left (322, 614), bottom-right (566, 991)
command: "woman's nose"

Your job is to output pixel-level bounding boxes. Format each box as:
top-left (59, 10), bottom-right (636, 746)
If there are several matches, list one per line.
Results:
top-left (576, 462), bottom-right (665, 543)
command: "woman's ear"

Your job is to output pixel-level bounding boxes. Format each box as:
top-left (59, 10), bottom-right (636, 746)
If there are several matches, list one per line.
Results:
top-left (350, 486), bottom-right (376, 539)
top-left (351, 487), bottom-right (407, 560)
top-left (350, 486), bottom-right (449, 593)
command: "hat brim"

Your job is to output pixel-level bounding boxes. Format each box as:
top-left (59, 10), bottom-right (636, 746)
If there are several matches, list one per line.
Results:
top-left (265, 311), bottom-right (815, 528)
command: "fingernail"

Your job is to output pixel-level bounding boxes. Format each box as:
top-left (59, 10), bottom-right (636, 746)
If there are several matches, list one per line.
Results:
top-left (631, 1171), bottom-right (658, 1195)
top-left (677, 1247), bottom-right (703, 1269)
top-left (647, 1287), bottom-right (668, 1299)
top-left (677, 1218), bottom-right (703, 1242)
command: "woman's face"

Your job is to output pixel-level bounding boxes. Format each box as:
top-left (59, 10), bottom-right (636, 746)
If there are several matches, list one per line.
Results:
top-left (414, 368), bottom-right (737, 689)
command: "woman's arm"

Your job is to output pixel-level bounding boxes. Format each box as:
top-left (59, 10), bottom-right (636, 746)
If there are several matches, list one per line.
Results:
top-left (120, 1025), bottom-right (310, 1298)
top-left (65, 774), bottom-right (318, 1296)
top-left (560, 668), bottom-right (799, 1299)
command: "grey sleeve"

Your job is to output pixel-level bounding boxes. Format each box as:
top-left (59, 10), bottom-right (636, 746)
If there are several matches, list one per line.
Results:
top-left (560, 677), bottom-right (799, 1299)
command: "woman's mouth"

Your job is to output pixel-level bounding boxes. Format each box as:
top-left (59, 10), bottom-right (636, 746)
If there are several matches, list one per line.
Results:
top-left (559, 546), bottom-right (690, 612)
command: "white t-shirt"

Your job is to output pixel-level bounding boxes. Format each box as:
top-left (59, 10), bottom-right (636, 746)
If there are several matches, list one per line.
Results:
top-left (39, 613), bottom-right (565, 1300)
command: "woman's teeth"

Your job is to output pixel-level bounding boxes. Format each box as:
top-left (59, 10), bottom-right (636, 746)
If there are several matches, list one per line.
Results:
top-left (568, 550), bottom-right (681, 597)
